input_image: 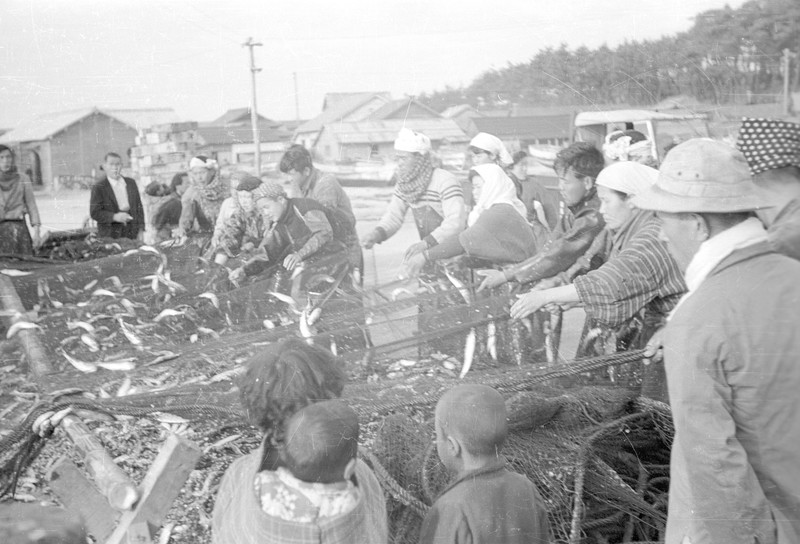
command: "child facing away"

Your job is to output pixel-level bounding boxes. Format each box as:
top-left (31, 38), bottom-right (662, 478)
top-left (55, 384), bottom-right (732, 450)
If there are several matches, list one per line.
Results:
top-left (420, 384), bottom-right (553, 544)
top-left (213, 396), bottom-right (387, 544)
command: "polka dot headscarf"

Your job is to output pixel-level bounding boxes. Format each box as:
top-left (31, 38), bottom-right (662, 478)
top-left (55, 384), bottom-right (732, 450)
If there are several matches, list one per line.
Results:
top-left (736, 117), bottom-right (800, 175)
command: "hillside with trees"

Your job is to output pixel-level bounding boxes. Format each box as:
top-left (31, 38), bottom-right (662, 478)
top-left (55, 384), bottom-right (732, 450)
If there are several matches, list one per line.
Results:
top-left (420, 0), bottom-right (800, 110)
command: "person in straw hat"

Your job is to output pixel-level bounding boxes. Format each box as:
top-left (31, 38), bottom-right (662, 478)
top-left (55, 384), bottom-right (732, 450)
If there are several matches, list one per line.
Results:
top-left (736, 117), bottom-right (800, 260)
top-left (632, 138), bottom-right (800, 544)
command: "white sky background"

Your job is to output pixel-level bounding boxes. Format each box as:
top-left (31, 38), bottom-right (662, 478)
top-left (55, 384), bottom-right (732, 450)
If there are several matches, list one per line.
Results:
top-left (0, 0), bottom-right (748, 128)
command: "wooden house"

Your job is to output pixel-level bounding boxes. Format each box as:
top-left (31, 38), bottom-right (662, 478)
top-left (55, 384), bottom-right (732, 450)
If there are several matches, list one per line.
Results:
top-left (0, 107), bottom-right (179, 189)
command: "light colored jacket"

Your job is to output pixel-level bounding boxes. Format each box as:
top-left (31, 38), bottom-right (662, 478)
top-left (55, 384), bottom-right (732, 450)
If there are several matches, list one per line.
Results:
top-left (663, 242), bottom-right (800, 544)
top-left (376, 168), bottom-right (466, 246)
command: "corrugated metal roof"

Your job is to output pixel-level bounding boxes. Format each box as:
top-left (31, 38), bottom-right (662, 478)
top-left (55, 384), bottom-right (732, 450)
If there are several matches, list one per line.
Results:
top-left (323, 118), bottom-right (468, 144)
top-left (473, 114), bottom-right (572, 140)
top-left (295, 92), bottom-right (391, 134)
top-left (369, 98), bottom-right (441, 120)
top-left (0, 107), bottom-right (179, 143)
top-left (196, 125), bottom-right (290, 146)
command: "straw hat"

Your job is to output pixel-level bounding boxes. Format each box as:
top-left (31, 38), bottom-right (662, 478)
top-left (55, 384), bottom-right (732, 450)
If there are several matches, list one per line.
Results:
top-left (632, 139), bottom-right (776, 213)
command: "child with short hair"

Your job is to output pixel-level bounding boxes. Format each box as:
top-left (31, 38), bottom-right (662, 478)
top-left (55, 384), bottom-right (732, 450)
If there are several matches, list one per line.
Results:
top-left (420, 384), bottom-right (553, 544)
top-left (257, 399), bottom-right (361, 522)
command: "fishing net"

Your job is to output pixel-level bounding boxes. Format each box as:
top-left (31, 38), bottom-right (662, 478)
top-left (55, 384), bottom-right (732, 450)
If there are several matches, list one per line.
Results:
top-left (1, 237), bottom-right (674, 543)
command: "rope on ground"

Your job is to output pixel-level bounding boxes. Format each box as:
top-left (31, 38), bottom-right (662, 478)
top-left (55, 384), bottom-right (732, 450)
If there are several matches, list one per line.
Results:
top-left (361, 449), bottom-right (429, 518)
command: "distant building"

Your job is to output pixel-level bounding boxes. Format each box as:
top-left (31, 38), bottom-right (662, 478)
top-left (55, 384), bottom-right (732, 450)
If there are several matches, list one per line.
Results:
top-left (314, 118), bottom-right (468, 162)
top-left (0, 107), bottom-right (179, 189)
top-left (469, 114), bottom-right (573, 151)
top-left (197, 108), bottom-right (292, 170)
top-left (292, 92), bottom-right (393, 149)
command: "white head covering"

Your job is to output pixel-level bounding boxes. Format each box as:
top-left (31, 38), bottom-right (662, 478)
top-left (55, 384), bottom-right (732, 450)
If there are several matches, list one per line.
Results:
top-left (394, 128), bottom-right (431, 154)
top-left (189, 156), bottom-right (219, 170)
top-left (469, 133), bottom-right (514, 166)
top-left (595, 162), bottom-right (658, 197)
top-left (468, 163), bottom-right (527, 226)
top-left (602, 130), bottom-right (653, 162)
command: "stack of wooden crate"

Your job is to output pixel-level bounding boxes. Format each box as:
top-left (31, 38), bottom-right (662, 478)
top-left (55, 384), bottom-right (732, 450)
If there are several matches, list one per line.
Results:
top-left (131, 122), bottom-right (199, 186)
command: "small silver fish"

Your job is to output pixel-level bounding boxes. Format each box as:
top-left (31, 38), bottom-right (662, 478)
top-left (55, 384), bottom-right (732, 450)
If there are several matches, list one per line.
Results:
top-left (459, 327), bottom-right (477, 379)
top-left (61, 350), bottom-right (97, 373)
top-left (83, 279), bottom-right (99, 291)
top-left (0, 269), bottom-right (32, 277)
top-left (91, 288), bottom-right (117, 298)
top-left (67, 321), bottom-right (95, 334)
top-left (6, 321), bottom-right (42, 339)
top-left (80, 334), bottom-right (100, 352)
top-left (486, 321), bottom-right (498, 361)
top-left (444, 268), bottom-right (472, 305)
top-left (198, 292), bottom-right (220, 309)
top-left (97, 360), bottom-right (136, 372)
top-left (154, 309), bottom-right (184, 322)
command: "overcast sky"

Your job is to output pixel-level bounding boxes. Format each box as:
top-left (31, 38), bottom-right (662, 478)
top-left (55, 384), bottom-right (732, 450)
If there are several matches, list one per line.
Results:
top-left (0, 0), bottom-right (747, 128)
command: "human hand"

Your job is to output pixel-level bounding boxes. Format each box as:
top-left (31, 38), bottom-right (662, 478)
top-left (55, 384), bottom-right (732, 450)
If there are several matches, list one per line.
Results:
top-left (283, 252), bottom-right (302, 270)
top-left (643, 326), bottom-right (665, 364)
top-left (403, 241), bottom-right (427, 263)
top-left (476, 269), bottom-right (508, 292)
top-left (510, 290), bottom-right (551, 320)
top-left (228, 267), bottom-right (245, 285)
top-left (213, 252), bottom-right (229, 266)
top-left (112, 212), bottom-right (133, 223)
top-left (361, 230), bottom-right (380, 249)
top-left (404, 253), bottom-right (427, 278)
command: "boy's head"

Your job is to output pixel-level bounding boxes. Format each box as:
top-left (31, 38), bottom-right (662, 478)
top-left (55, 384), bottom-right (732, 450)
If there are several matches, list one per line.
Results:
top-left (435, 385), bottom-right (507, 473)
top-left (553, 142), bottom-right (605, 207)
top-left (280, 399), bottom-right (359, 484)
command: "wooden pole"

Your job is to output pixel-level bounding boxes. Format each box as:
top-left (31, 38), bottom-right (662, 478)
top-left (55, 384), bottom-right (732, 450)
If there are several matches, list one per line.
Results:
top-left (0, 275), bottom-right (52, 377)
top-left (244, 37), bottom-right (263, 176)
top-left (784, 48), bottom-right (791, 116)
top-left (60, 415), bottom-right (140, 511)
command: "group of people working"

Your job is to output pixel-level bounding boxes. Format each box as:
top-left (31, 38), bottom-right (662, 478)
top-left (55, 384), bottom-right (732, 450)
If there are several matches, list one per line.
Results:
top-left (6, 114), bottom-right (799, 543)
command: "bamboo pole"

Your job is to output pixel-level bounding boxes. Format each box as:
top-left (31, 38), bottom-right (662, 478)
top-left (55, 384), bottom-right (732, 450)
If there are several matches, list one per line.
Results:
top-left (0, 275), bottom-right (51, 377)
top-left (60, 415), bottom-right (140, 511)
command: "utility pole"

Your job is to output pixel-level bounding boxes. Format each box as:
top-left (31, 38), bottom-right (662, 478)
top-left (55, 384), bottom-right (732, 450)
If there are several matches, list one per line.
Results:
top-left (243, 37), bottom-right (263, 175)
top-left (294, 72), bottom-right (300, 122)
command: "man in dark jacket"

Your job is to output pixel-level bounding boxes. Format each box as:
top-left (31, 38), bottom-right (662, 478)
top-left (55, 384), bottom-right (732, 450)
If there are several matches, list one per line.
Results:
top-left (89, 152), bottom-right (145, 239)
top-left (478, 142), bottom-right (606, 290)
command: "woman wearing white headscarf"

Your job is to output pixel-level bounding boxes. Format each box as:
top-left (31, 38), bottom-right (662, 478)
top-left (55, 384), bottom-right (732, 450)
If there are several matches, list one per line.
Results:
top-left (510, 162), bottom-right (685, 396)
top-left (405, 163), bottom-right (541, 276)
top-left (177, 155), bottom-right (229, 238)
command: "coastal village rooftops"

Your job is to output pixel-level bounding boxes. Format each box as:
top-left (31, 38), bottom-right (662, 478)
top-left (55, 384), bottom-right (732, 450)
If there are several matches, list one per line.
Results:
top-left (294, 92), bottom-right (392, 135)
top-left (320, 118), bottom-right (467, 145)
top-left (0, 107), bottom-right (180, 144)
top-left (472, 114), bottom-right (572, 141)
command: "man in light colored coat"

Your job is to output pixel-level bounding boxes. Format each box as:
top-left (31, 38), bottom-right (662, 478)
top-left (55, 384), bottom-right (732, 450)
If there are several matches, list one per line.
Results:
top-left (633, 139), bottom-right (800, 544)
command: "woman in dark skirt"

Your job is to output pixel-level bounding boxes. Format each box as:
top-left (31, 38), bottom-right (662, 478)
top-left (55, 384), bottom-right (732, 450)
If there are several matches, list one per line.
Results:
top-left (0, 145), bottom-right (40, 255)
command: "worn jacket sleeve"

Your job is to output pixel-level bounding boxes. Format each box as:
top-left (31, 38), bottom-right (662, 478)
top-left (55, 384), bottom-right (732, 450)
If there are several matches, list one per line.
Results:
top-left (419, 501), bottom-right (473, 544)
top-left (508, 208), bottom-right (604, 285)
top-left (295, 208), bottom-right (333, 260)
top-left (22, 180), bottom-right (40, 226)
top-left (90, 182), bottom-right (116, 225)
top-left (426, 174), bottom-right (466, 247)
top-left (210, 199), bottom-right (243, 257)
top-left (177, 187), bottom-right (199, 235)
top-left (128, 179), bottom-right (145, 233)
top-left (573, 232), bottom-right (683, 328)
top-left (375, 193), bottom-right (410, 241)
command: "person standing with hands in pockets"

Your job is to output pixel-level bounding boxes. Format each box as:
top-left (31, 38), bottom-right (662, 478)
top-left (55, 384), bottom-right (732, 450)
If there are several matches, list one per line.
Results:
top-left (90, 152), bottom-right (144, 240)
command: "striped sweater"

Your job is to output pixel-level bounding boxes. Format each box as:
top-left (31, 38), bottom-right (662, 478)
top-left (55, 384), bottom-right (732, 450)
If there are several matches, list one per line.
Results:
top-left (375, 168), bottom-right (466, 246)
top-left (573, 209), bottom-right (686, 328)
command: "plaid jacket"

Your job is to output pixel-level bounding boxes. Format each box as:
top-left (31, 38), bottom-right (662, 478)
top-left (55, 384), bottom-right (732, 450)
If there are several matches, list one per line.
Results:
top-left (212, 450), bottom-right (388, 544)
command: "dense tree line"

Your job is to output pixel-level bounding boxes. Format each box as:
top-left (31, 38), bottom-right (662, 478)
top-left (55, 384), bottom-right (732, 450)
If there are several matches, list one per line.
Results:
top-left (420, 0), bottom-right (800, 110)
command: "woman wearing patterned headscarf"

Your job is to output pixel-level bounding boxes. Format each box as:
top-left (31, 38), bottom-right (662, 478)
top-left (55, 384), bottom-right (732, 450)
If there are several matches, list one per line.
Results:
top-left (176, 155), bottom-right (229, 239)
top-left (361, 128), bottom-right (467, 264)
top-left (0, 145), bottom-right (41, 255)
top-left (208, 172), bottom-right (267, 265)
